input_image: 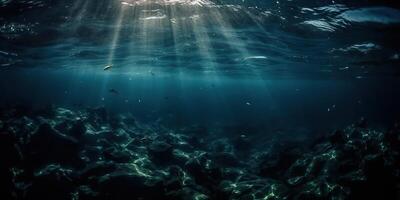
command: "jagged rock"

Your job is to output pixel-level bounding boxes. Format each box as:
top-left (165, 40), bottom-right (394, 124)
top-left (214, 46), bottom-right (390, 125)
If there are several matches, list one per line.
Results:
top-left (54, 119), bottom-right (73, 134)
top-left (328, 130), bottom-right (346, 145)
top-left (211, 152), bottom-right (241, 167)
top-left (0, 166), bottom-right (15, 199)
top-left (220, 168), bottom-right (246, 181)
top-left (166, 187), bottom-right (210, 200)
top-left (120, 114), bottom-right (137, 129)
top-left (294, 178), bottom-right (348, 200)
top-left (103, 147), bottom-right (132, 163)
top-left (79, 161), bottom-right (117, 184)
top-left (55, 108), bottom-right (76, 120)
top-left (353, 154), bottom-right (398, 199)
top-left (160, 133), bottom-right (192, 150)
top-left (87, 107), bottom-right (108, 123)
top-left (385, 126), bottom-right (400, 149)
top-left (148, 141), bottom-right (173, 164)
top-left (172, 149), bottom-right (192, 166)
top-left (163, 176), bottom-right (183, 193)
top-left (27, 123), bottom-right (81, 166)
top-left (97, 172), bottom-right (165, 200)
top-left (25, 165), bottom-right (77, 200)
top-left (5, 116), bottom-right (36, 141)
top-left (109, 116), bottom-right (124, 129)
top-left (79, 146), bottom-right (103, 163)
top-left (166, 165), bottom-right (196, 188)
top-left (103, 129), bottom-right (130, 144)
top-left (185, 152), bottom-right (222, 192)
top-left (0, 131), bottom-right (22, 167)
top-left (187, 135), bottom-right (206, 149)
top-left (69, 120), bottom-right (87, 139)
top-left (220, 179), bottom-right (288, 200)
top-left (74, 185), bottom-right (99, 200)
top-left (258, 148), bottom-right (302, 179)
top-left (286, 157), bottom-right (311, 186)
top-left (0, 106), bottom-right (399, 200)
top-left (209, 139), bottom-right (233, 153)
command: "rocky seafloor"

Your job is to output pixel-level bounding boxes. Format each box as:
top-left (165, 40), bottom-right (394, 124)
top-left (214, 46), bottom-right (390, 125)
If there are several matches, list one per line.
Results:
top-left (0, 105), bottom-right (399, 200)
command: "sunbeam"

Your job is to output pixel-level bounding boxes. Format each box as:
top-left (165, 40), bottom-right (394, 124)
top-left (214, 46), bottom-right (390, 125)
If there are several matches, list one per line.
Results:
top-left (65, 0), bottom-right (270, 76)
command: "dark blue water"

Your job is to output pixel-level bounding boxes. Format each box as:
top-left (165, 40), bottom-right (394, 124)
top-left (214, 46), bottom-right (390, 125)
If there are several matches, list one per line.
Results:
top-left (1, 1), bottom-right (400, 199)
top-left (1, 0), bottom-right (400, 130)
top-left (1, 69), bottom-right (400, 131)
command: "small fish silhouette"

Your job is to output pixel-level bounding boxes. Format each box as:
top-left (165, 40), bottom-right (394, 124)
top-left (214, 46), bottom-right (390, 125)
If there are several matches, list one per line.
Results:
top-left (109, 89), bottom-right (119, 95)
top-left (104, 65), bottom-right (113, 71)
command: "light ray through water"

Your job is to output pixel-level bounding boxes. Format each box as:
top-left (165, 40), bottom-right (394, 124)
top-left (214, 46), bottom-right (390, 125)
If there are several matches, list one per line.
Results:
top-left (67, 0), bottom-right (269, 76)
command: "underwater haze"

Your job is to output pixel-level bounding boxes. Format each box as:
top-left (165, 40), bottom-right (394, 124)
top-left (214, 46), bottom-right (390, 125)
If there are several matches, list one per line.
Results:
top-left (1, 0), bottom-right (400, 200)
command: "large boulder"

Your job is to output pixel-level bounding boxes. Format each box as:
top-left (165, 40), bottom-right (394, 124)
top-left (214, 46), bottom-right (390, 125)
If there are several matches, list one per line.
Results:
top-left (27, 123), bottom-right (81, 167)
top-left (184, 152), bottom-right (222, 193)
top-left (148, 141), bottom-right (173, 165)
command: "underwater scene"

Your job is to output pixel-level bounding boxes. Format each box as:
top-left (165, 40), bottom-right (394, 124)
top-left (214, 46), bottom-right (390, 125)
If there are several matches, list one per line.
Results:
top-left (1, 0), bottom-right (400, 199)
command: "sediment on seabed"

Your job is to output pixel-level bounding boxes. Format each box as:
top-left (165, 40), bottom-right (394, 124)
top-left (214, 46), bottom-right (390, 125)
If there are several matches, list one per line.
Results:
top-left (0, 106), bottom-right (399, 200)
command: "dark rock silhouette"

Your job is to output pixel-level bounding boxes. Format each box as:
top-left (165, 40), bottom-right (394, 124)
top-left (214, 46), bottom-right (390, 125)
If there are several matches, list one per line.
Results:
top-left (0, 105), bottom-right (398, 200)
